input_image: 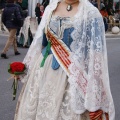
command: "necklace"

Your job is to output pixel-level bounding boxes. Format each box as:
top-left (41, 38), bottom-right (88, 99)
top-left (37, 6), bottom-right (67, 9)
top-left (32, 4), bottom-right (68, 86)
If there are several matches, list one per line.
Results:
top-left (64, 0), bottom-right (79, 12)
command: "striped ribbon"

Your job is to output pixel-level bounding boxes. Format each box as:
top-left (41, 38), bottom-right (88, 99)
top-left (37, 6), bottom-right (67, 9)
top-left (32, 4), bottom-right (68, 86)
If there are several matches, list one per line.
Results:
top-left (46, 27), bottom-right (71, 76)
top-left (89, 110), bottom-right (109, 120)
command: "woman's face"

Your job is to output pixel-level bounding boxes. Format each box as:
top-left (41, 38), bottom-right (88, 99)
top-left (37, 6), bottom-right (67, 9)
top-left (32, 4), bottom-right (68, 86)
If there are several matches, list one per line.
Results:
top-left (40, 5), bottom-right (44, 11)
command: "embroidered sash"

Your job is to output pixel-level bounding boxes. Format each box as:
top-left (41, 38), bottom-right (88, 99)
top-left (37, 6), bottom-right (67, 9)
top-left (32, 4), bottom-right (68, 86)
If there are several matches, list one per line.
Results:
top-left (89, 110), bottom-right (109, 120)
top-left (46, 27), bottom-right (71, 76)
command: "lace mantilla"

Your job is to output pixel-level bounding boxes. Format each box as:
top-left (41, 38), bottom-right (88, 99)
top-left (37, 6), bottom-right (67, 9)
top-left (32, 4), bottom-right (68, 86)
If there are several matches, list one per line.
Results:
top-left (68, 3), bottom-right (115, 120)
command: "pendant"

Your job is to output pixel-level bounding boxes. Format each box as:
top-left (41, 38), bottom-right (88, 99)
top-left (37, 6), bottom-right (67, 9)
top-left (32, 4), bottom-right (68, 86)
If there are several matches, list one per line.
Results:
top-left (66, 4), bottom-right (72, 11)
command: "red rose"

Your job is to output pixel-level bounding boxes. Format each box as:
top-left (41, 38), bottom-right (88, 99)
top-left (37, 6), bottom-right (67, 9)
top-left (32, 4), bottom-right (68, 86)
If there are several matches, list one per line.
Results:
top-left (8, 62), bottom-right (26, 100)
top-left (8, 62), bottom-right (26, 75)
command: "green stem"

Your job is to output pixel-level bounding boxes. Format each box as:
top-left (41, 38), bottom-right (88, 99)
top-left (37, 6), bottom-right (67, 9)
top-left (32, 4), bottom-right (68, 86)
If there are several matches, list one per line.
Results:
top-left (12, 79), bottom-right (18, 100)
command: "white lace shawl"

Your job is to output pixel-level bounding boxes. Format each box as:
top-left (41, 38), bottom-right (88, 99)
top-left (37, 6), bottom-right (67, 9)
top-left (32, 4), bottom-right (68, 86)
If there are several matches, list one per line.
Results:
top-left (22, 0), bottom-right (115, 119)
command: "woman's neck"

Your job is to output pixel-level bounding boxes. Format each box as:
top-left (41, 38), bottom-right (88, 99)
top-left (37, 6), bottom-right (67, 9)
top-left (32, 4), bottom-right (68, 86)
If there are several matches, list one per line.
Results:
top-left (63, 0), bottom-right (79, 5)
top-left (53, 0), bottom-right (79, 18)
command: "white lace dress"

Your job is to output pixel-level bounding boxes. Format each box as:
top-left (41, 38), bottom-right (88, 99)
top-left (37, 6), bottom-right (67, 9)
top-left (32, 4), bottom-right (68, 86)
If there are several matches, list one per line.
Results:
top-left (14, 16), bottom-right (90, 120)
top-left (14, 1), bottom-right (115, 119)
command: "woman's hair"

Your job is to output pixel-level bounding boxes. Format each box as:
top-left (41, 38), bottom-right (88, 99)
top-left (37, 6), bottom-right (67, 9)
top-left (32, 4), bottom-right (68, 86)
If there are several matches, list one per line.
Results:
top-left (36, 3), bottom-right (40, 7)
top-left (7, 0), bottom-right (15, 3)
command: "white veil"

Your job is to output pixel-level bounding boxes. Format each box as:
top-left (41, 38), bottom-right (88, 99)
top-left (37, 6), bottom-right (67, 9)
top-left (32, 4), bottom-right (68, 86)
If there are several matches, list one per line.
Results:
top-left (22, 0), bottom-right (115, 119)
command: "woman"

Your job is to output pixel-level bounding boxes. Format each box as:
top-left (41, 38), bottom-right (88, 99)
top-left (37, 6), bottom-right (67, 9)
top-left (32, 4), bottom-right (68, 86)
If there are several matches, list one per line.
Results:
top-left (1, 0), bottom-right (21, 59)
top-left (100, 7), bottom-right (108, 31)
top-left (14, 0), bottom-right (115, 120)
top-left (35, 3), bottom-right (41, 24)
top-left (40, 5), bottom-right (44, 20)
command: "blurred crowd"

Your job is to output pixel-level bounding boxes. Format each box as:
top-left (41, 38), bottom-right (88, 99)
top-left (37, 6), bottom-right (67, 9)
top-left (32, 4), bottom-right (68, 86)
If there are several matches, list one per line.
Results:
top-left (90, 0), bottom-right (120, 32)
top-left (0, 0), bottom-right (50, 59)
top-left (35, 0), bottom-right (49, 24)
top-left (0, 0), bottom-right (30, 59)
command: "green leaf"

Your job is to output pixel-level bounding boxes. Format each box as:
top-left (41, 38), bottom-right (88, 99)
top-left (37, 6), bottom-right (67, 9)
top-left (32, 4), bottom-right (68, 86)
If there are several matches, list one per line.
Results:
top-left (8, 64), bottom-right (12, 74)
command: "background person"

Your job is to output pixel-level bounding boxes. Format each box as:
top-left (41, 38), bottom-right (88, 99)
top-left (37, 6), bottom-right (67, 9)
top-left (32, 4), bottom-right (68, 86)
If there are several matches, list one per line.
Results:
top-left (0, 0), bottom-right (6, 31)
top-left (1, 0), bottom-right (22, 59)
top-left (16, 0), bottom-right (28, 18)
top-left (35, 3), bottom-right (41, 24)
top-left (100, 0), bottom-right (105, 10)
top-left (18, 16), bottom-right (31, 48)
top-left (115, 1), bottom-right (120, 11)
top-left (113, 10), bottom-right (120, 27)
top-left (100, 7), bottom-right (108, 31)
top-left (15, 0), bottom-right (28, 46)
top-left (21, 0), bottom-right (28, 10)
top-left (40, 4), bottom-right (44, 21)
top-left (108, 8), bottom-right (114, 16)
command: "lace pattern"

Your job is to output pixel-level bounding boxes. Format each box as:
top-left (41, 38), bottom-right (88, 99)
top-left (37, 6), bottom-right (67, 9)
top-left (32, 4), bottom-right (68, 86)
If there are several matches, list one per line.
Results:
top-left (58, 84), bottom-right (79, 120)
top-left (19, 0), bottom-right (115, 119)
top-left (68, 6), bottom-right (115, 119)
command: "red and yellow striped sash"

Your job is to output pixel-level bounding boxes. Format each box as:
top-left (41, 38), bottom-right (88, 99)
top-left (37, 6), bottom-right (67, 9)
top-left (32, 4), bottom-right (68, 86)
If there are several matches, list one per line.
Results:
top-left (89, 110), bottom-right (109, 120)
top-left (46, 27), bottom-right (71, 76)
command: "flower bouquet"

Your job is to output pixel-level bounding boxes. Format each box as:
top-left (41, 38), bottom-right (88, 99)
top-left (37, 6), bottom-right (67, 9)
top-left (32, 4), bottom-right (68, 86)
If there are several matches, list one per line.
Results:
top-left (8, 62), bottom-right (26, 100)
